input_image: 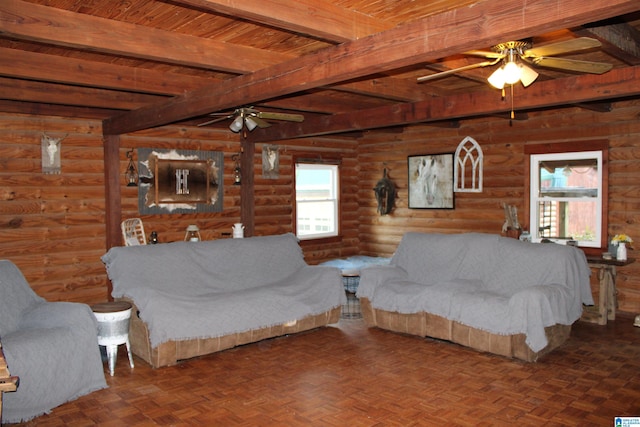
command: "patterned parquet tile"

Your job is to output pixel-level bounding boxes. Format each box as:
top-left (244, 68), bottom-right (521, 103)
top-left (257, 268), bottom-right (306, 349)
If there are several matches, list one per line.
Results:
top-left (7, 314), bottom-right (640, 426)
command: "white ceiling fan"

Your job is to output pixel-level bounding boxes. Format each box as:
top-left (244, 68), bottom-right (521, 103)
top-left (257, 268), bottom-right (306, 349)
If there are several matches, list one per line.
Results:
top-left (417, 37), bottom-right (613, 89)
top-left (198, 107), bottom-right (304, 133)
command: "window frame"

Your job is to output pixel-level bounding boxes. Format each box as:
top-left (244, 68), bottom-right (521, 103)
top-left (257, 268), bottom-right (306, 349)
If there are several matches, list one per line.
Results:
top-left (293, 156), bottom-right (341, 242)
top-left (524, 140), bottom-right (608, 254)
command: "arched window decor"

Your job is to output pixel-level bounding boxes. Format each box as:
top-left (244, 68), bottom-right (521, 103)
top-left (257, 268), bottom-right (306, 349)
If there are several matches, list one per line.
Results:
top-left (454, 136), bottom-right (483, 192)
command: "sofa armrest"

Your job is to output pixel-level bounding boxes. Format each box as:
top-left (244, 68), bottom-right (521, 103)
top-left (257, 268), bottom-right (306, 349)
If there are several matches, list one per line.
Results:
top-left (18, 302), bottom-right (98, 335)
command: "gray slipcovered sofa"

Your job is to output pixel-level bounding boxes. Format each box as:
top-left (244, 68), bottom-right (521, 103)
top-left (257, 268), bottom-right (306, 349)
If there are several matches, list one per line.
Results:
top-left (357, 232), bottom-right (593, 361)
top-left (0, 260), bottom-right (107, 423)
top-left (102, 233), bottom-right (345, 368)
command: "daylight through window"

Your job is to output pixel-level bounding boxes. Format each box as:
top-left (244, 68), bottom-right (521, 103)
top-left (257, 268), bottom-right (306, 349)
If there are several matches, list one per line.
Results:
top-left (529, 150), bottom-right (602, 247)
top-left (295, 162), bottom-right (339, 240)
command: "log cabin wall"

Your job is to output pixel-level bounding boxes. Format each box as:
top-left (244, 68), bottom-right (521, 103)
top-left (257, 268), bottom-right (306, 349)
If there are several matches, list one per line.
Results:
top-left (0, 112), bottom-right (109, 303)
top-left (2, 99), bottom-right (639, 314)
top-left (0, 111), bottom-right (359, 303)
top-left (255, 137), bottom-right (360, 264)
top-left (357, 99), bottom-right (640, 314)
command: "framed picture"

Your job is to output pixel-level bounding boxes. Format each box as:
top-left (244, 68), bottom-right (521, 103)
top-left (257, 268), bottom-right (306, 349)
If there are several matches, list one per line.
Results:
top-left (408, 153), bottom-right (454, 209)
top-left (262, 144), bottom-right (279, 179)
top-left (138, 148), bottom-right (223, 214)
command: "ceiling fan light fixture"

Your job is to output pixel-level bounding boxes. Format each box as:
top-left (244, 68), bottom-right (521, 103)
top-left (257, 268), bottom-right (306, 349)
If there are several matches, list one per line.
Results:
top-left (519, 63), bottom-right (539, 87)
top-left (229, 116), bottom-right (243, 133)
top-left (502, 60), bottom-right (521, 85)
top-left (488, 67), bottom-right (506, 89)
top-left (245, 116), bottom-right (258, 131)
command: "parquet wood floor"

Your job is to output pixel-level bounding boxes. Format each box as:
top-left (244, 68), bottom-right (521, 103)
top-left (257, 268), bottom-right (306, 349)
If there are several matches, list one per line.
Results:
top-left (9, 315), bottom-right (640, 426)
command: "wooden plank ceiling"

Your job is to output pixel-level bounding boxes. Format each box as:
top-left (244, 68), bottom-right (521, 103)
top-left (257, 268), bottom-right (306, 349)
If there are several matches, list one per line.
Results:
top-left (1, 0), bottom-right (640, 141)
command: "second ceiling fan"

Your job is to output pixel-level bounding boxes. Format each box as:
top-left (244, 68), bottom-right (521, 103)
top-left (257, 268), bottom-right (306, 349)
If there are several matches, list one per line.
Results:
top-left (198, 107), bottom-right (304, 133)
top-left (417, 37), bottom-right (613, 89)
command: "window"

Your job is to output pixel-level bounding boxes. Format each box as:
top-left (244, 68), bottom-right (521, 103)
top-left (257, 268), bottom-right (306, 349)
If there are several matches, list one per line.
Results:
top-left (295, 162), bottom-right (339, 240)
top-left (526, 141), bottom-right (608, 250)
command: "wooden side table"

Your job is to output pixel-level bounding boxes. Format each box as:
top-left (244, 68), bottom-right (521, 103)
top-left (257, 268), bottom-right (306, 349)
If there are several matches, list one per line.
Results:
top-left (0, 341), bottom-right (19, 421)
top-left (91, 301), bottom-right (135, 376)
top-left (582, 257), bottom-right (634, 325)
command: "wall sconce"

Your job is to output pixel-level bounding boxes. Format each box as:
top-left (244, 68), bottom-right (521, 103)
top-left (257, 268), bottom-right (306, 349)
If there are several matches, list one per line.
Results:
top-left (125, 149), bottom-right (138, 187)
top-left (184, 224), bottom-right (201, 242)
top-left (232, 153), bottom-right (241, 185)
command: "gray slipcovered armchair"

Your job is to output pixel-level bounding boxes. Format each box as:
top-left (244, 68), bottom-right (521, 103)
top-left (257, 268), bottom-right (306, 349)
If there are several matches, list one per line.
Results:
top-left (0, 260), bottom-right (107, 423)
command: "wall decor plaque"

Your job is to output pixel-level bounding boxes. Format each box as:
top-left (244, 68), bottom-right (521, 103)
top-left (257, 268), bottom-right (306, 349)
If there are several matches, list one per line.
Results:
top-left (138, 148), bottom-right (223, 214)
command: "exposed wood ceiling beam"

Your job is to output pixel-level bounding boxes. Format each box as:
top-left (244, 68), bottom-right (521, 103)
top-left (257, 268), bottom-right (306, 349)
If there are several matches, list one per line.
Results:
top-left (575, 102), bottom-right (613, 113)
top-left (0, 99), bottom-right (120, 119)
top-left (0, 48), bottom-right (215, 95)
top-left (0, 47), bottom-right (381, 116)
top-left (329, 76), bottom-right (434, 102)
top-left (0, 77), bottom-right (167, 109)
top-left (249, 66), bottom-right (640, 142)
top-left (103, 0), bottom-right (640, 135)
top-left (0, 0), bottom-right (432, 108)
top-left (172, 0), bottom-right (391, 42)
top-left (0, 0), bottom-right (292, 73)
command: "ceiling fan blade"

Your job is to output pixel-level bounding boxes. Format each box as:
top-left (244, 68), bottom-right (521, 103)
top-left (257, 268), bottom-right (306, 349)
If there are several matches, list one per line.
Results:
top-left (249, 116), bottom-right (272, 128)
top-left (197, 114), bottom-right (233, 126)
top-left (529, 57), bottom-right (613, 74)
top-left (256, 112), bottom-right (304, 122)
top-left (524, 37), bottom-right (601, 58)
top-left (417, 59), bottom-right (499, 83)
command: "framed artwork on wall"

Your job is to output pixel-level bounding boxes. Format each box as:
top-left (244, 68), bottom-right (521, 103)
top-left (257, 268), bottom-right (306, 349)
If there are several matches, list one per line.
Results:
top-left (408, 153), bottom-right (454, 209)
top-left (262, 144), bottom-right (279, 178)
top-left (137, 148), bottom-right (223, 214)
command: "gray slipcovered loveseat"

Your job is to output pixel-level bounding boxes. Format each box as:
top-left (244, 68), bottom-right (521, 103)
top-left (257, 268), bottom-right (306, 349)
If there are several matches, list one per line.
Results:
top-left (0, 260), bottom-right (107, 423)
top-left (357, 232), bottom-right (593, 361)
top-left (102, 233), bottom-right (345, 368)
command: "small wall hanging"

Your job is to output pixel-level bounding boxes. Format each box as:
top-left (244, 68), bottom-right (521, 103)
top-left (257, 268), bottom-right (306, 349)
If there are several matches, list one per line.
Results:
top-left (41, 132), bottom-right (67, 174)
top-left (232, 153), bottom-right (242, 185)
top-left (124, 149), bottom-right (138, 187)
top-left (262, 145), bottom-right (279, 178)
top-left (373, 167), bottom-right (396, 215)
top-left (454, 136), bottom-right (483, 193)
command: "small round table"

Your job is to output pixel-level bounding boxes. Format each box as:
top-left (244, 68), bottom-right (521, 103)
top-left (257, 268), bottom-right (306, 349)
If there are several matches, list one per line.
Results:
top-left (91, 301), bottom-right (135, 376)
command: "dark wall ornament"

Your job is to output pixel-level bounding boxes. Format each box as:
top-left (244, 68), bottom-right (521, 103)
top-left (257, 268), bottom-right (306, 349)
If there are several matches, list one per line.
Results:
top-left (373, 168), bottom-right (396, 215)
top-left (138, 148), bottom-right (223, 214)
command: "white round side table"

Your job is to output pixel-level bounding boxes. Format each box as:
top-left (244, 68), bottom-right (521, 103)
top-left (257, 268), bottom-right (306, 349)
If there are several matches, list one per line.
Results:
top-left (91, 301), bottom-right (135, 376)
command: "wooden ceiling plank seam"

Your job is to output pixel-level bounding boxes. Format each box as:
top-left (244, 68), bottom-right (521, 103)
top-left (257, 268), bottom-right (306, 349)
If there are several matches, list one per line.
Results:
top-left (171, 0), bottom-right (393, 43)
top-left (0, 0), bottom-right (293, 74)
top-left (102, 0), bottom-right (640, 135)
top-left (248, 66), bottom-right (640, 142)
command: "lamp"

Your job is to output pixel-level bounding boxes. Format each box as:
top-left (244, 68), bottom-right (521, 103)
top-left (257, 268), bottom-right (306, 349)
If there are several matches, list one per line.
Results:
top-left (124, 149), bottom-right (138, 187)
top-left (184, 225), bottom-right (201, 242)
top-left (487, 48), bottom-right (538, 89)
top-left (232, 153), bottom-right (241, 185)
top-left (229, 116), bottom-right (244, 133)
top-left (245, 116), bottom-right (258, 131)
